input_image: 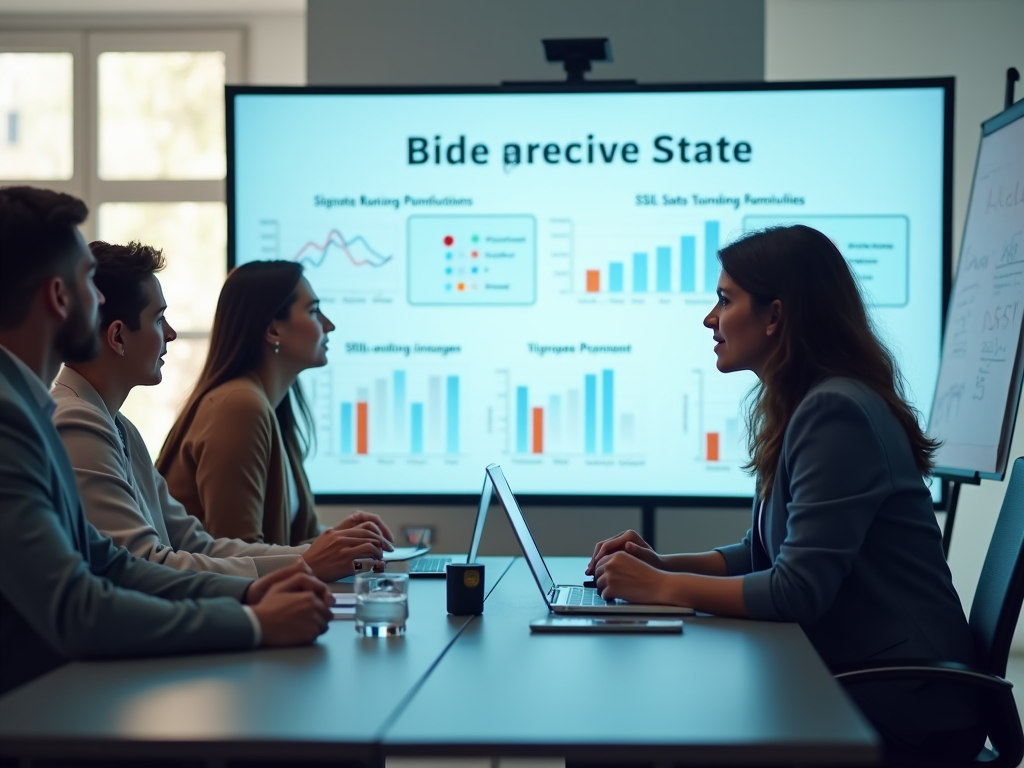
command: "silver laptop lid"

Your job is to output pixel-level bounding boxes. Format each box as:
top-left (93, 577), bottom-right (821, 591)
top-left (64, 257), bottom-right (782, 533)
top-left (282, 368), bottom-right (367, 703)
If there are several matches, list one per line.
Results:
top-left (485, 464), bottom-right (555, 600)
top-left (466, 473), bottom-right (493, 562)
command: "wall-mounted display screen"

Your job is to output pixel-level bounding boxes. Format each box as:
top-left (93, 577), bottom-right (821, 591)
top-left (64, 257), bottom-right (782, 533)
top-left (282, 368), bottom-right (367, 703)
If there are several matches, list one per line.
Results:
top-left (228, 80), bottom-right (951, 499)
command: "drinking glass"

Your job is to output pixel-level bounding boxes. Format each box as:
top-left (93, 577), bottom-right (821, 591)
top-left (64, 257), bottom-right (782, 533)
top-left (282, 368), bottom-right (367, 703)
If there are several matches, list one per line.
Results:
top-left (354, 572), bottom-right (408, 637)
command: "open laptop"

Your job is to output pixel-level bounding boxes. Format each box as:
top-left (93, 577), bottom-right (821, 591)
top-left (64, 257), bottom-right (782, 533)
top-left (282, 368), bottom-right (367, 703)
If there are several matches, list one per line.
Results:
top-left (486, 464), bottom-right (693, 615)
top-left (409, 474), bottom-right (493, 577)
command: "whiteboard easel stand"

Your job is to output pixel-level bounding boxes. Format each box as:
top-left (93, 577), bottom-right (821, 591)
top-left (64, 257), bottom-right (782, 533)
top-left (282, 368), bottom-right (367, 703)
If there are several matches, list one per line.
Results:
top-left (927, 67), bottom-right (1024, 559)
top-left (935, 472), bottom-right (981, 558)
top-left (1006, 68), bottom-right (1020, 113)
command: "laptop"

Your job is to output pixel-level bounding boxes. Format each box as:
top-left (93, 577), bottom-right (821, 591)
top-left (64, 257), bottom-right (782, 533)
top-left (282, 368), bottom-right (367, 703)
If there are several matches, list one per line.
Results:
top-left (486, 464), bottom-right (694, 615)
top-left (409, 474), bottom-right (493, 577)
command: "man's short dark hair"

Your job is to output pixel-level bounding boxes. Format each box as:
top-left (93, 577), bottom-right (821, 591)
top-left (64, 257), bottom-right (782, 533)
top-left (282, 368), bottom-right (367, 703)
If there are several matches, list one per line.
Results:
top-left (89, 241), bottom-right (167, 331)
top-left (0, 186), bottom-right (89, 329)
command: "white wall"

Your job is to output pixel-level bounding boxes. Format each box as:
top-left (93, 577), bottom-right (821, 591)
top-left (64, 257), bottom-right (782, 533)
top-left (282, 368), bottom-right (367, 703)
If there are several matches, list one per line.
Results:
top-left (766, 0), bottom-right (1024, 644)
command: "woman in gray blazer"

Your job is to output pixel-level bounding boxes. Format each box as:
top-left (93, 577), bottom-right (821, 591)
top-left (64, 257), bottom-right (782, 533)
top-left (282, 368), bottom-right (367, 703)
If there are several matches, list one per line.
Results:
top-left (587, 225), bottom-right (983, 762)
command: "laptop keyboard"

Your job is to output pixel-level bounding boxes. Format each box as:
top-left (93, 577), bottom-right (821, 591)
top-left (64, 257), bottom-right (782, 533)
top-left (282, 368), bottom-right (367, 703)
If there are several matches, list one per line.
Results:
top-left (565, 587), bottom-right (610, 607)
top-left (409, 556), bottom-right (453, 573)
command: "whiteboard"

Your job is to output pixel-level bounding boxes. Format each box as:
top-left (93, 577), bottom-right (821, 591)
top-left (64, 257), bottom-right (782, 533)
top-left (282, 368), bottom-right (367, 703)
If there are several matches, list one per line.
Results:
top-left (930, 99), bottom-right (1024, 479)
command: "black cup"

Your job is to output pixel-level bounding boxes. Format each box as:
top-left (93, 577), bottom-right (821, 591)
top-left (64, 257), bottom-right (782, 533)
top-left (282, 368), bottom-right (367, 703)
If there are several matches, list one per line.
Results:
top-left (446, 563), bottom-right (485, 615)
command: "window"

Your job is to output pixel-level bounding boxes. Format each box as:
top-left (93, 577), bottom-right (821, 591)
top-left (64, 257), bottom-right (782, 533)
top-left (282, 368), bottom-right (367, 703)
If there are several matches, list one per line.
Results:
top-left (0, 52), bottom-right (74, 179)
top-left (0, 30), bottom-right (243, 459)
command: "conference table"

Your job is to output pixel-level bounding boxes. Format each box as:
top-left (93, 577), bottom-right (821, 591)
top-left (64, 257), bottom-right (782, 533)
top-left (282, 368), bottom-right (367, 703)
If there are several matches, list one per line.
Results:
top-left (0, 557), bottom-right (879, 766)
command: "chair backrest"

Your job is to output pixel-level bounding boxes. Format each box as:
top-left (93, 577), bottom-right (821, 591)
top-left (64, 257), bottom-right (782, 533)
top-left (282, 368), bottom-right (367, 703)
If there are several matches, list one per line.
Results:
top-left (969, 456), bottom-right (1024, 678)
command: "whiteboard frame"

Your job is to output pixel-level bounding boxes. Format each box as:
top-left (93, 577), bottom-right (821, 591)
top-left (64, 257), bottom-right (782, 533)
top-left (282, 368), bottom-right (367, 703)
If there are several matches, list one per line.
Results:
top-left (932, 97), bottom-right (1024, 483)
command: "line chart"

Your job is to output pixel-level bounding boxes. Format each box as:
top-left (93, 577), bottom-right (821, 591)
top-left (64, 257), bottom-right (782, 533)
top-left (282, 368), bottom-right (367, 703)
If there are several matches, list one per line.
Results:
top-left (294, 229), bottom-right (393, 268)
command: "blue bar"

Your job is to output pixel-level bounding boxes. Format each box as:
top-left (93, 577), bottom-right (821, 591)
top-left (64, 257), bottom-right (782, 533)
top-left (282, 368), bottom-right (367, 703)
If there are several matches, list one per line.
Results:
top-left (341, 402), bottom-right (353, 454)
top-left (609, 262), bottom-right (624, 293)
top-left (585, 375), bottom-right (597, 454)
top-left (410, 403), bottom-right (423, 454)
top-left (633, 252), bottom-right (648, 292)
top-left (517, 386), bottom-right (528, 453)
top-left (656, 247), bottom-right (671, 292)
top-left (704, 221), bottom-right (720, 293)
top-left (681, 236), bottom-right (696, 292)
top-left (446, 376), bottom-right (459, 454)
top-left (602, 369), bottom-right (614, 454)
top-left (393, 370), bottom-right (406, 439)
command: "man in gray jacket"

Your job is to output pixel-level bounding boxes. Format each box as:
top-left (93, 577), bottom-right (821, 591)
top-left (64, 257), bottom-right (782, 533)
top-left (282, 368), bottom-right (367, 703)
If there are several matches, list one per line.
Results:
top-left (0, 186), bottom-right (333, 695)
top-left (51, 239), bottom-right (393, 580)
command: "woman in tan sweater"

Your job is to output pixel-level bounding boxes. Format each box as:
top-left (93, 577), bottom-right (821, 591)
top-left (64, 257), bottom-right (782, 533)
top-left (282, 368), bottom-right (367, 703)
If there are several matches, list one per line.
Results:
top-left (158, 261), bottom-right (390, 564)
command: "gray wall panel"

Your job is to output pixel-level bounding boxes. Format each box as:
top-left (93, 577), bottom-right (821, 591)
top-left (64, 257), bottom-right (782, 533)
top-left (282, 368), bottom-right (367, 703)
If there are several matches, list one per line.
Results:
top-left (308, 0), bottom-right (765, 86)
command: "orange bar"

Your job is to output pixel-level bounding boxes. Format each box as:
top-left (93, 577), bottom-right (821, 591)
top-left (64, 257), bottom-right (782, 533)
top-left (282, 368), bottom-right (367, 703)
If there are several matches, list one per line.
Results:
top-left (356, 402), bottom-right (369, 454)
top-left (706, 432), bottom-right (719, 462)
top-left (532, 407), bottom-right (544, 454)
top-left (586, 270), bottom-right (601, 293)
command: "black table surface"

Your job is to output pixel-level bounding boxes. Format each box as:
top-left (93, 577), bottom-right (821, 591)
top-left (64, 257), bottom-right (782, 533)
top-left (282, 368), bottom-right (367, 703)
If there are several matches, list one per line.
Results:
top-left (0, 557), bottom-right (515, 763)
top-left (0, 556), bottom-right (879, 765)
top-left (384, 557), bottom-right (880, 765)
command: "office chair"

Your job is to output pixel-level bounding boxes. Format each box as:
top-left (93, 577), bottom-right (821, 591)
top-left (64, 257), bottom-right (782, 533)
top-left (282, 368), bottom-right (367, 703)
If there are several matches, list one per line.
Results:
top-left (834, 456), bottom-right (1024, 767)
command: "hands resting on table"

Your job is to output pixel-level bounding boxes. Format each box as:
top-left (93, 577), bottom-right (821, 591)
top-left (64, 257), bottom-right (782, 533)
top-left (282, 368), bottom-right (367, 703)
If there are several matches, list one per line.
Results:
top-left (585, 530), bottom-right (670, 604)
top-left (244, 510), bottom-right (395, 646)
top-left (585, 530), bottom-right (746, 617)
top-left (301, 510), bottom-right (396, 581)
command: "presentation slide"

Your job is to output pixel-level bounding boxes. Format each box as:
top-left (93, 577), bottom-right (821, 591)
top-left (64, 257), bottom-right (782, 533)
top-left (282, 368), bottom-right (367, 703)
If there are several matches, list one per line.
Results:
top-left (230, 85), bottom-right (947, 497)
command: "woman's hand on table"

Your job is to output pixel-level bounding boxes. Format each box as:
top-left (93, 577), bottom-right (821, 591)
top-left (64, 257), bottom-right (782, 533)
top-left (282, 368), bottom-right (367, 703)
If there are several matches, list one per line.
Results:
top-left (334, 510), bottom-right (396, 544)
top-left (593, 551), bottom-right (671, 604)
top-left (586, 529), bottom-right (663, 576)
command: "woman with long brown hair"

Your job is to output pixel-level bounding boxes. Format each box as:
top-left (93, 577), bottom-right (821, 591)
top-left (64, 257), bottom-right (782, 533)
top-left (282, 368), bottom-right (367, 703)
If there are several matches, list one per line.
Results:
top-left (586, 225), bottom-right (982, 760)
top-left (158, 261), bottom-right (393, 568)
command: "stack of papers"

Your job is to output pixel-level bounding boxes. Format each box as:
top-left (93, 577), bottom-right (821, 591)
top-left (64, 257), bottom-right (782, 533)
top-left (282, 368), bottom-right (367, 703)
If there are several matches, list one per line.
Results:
top-left (329, 593), bottom-right (357, 620)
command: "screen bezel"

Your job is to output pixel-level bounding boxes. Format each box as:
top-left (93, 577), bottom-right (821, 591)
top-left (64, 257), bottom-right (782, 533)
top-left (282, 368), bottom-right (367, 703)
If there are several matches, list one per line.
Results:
top-left (226, 77), bottom-right (954, 508)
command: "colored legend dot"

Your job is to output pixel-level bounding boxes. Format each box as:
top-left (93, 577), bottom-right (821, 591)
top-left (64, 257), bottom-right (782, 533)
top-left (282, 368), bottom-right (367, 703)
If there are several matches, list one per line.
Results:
top-left (446, 252), bottom-right (452, 259)
top-left (457, 282), bottom-right (465, 291)
top-left (445, 267), bottom-right (452, 274)
top-left (444, 235), bottom-right (454, 246)
top-left (471, 250), bottom-right (479, 258)
top-left (472, 235), bottom-right (479, 243)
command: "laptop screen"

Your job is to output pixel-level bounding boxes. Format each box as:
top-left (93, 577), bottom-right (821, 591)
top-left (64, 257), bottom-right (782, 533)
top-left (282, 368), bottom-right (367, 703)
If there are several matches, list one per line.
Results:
top-left (486, 464), bottom-right (554, 598)
top-left (467, 474), bottom-right (492, 562)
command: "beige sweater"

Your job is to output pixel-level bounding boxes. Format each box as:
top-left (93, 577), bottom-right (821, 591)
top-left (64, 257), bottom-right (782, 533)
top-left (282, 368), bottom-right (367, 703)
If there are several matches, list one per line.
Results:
top-left (51, 366), bottom-right (307, 577)
top-left (160, 374), bottom-right (322, 546)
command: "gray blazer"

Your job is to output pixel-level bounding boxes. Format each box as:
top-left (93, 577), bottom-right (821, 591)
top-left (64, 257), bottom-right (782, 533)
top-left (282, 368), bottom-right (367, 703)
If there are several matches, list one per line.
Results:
top-left (716, 377), bottom-right (976, 671)
top-left (51, 367), bottom-right (306, 578)
top-left (0, 348), bottom-right (256, 695)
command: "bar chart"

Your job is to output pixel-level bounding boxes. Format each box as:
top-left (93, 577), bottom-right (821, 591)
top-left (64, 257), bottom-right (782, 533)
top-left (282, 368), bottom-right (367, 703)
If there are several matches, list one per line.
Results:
top-left (337, 370), bottom-right (461, 457)
top-left (685, 368), bottom-right (755, 466)
top-left (574, 219), bottom-right (723, 296)
top-left (504, 369), bottom-right (641, 457)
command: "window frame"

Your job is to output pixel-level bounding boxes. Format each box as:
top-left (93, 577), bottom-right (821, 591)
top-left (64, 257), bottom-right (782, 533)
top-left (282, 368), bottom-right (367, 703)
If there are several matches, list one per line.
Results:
top-left (0, 29), bottom-right (243, 243)
top-left (0, 32), bottom-right (86, 197)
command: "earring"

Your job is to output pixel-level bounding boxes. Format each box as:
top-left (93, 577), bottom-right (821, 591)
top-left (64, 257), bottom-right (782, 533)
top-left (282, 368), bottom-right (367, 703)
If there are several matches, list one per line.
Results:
top-left (120, 349), bottom-right (125, 357)
top-left (274, 341), bottom-right (280, 355)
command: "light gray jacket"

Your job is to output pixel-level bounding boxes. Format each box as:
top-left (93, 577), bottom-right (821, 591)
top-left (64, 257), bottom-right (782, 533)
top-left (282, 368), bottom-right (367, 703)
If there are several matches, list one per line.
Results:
top-left (51, 367), bottom-right (307, 578)
top-left (0, 347), bottom-right (255, 696)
